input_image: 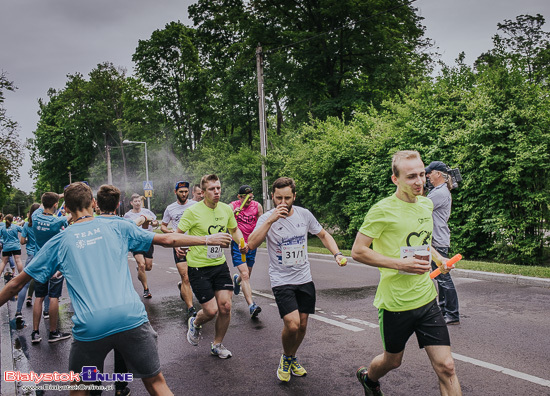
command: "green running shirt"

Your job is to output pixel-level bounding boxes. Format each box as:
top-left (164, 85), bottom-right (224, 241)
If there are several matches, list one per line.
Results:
top-left (177, 201), bottom-right (237, 268)
top-left (359, 194), bottom-right (437, 312)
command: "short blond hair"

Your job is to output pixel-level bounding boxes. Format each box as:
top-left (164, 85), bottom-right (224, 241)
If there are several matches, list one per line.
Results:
top-left (200, 174), bottom-right (219, 190)
top-left (392, 150), bottom-right (421, 177)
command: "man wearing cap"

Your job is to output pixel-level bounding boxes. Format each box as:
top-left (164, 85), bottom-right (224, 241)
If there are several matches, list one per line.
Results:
top-left (124, 194), bottom-right (158, 299)
top-left (229, 185), bottom-right (264, 318)
top-left (425, 160), bottom-right (460, 326)
top-left (161, 181), bottom-right (198, 317)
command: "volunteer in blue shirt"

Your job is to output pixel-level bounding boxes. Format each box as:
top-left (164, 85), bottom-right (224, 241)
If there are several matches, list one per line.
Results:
top-left (0, 214), bottom-right (24, 275)
top-left (14, 203), bottom-right (41, 321)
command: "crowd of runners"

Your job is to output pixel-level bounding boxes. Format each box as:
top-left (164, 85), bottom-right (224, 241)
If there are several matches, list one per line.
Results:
top-left (0, 150), bottom-right (463, 396)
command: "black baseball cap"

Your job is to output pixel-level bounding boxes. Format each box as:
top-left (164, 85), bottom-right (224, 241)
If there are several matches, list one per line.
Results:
top-left (238, 185), bottom-right (253, 195)
top-left (425, 161), bottom-right (448, 174)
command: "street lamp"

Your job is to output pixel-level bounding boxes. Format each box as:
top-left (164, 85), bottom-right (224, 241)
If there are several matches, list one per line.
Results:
top-left (122, 139), bottom-right (151, 210)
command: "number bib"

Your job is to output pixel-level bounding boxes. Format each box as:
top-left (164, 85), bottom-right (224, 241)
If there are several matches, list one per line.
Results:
top-left (282, 244), bottom-right (306, 267)
top-left (206, 245), bottom-right (223, 259)
top-left (398, 245), bottom-right (430, 275)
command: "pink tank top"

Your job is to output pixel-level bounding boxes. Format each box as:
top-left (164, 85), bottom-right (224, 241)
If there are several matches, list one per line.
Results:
top-left (230, 200), bottom-right (259, 242)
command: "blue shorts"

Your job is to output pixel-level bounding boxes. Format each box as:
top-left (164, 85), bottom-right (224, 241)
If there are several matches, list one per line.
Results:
top-left (230, 240), bottom-right (257, 267)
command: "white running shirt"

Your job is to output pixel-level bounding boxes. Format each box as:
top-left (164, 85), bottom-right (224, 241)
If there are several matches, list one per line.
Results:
top-left (255, 206), bottom-right (322, 288)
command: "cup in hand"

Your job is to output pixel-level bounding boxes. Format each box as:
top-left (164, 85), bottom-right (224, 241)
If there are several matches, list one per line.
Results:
top-left (414, 250), bottom-right (431, 263)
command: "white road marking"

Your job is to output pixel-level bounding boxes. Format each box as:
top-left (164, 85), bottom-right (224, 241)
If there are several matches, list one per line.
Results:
top-left (168, 267), bottom-right (178, 271)
top-left (254, 289), bottom-right (549, 387)
top-left (309, 314), bottom-right (365, 332)
top-left (346, 318), bottom-right (379, 329)
top-left (452, 353), bottom-right (550, 388)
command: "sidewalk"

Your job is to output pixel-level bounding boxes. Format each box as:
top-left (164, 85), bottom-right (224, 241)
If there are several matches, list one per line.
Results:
top-left (1, 251), bottom-right (549, 395)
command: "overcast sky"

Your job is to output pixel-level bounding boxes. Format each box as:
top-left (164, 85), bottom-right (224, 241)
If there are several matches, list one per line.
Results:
top-left (2, 0), bottom-right (549, 193)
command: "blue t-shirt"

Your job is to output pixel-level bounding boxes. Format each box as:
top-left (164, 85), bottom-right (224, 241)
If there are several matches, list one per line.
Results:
top-left (24, 218), bottom-right (154, 341)
top-left (32, 208), bottom-right (69, 249)
top-left (0, 224), bottom-right (23, 252)
top-left (21, 222), bottom-right (38, 256)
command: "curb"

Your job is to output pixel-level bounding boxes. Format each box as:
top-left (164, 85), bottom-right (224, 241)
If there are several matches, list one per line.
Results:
top-left (1, 298), bottom-right (36, 396)
top-left (1, 302), bottom-right (16, 396)
top-left (306, 251), bottom-right (550, 289)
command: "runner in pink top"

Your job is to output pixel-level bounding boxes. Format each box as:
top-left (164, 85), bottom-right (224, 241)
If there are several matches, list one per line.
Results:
top-left (230, 185), bottom-right (264, 318)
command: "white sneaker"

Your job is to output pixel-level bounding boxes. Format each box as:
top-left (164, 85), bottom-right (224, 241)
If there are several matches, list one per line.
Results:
top-left (187, 316), bottom-right (201, 346)
top-left (210, 342), bottom-right (232, 359)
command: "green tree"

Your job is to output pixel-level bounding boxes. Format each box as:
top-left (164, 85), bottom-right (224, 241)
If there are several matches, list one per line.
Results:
top-left (477, 14), bottom-right (550, 83)
top-left (0, 71), bottom-right (23, 207)
top-left (132, 22), bottom-right (206, 153)
top-left (29, 63), bottom-right (164, 194)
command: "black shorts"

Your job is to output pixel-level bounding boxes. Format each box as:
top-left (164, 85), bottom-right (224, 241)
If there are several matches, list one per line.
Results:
top-left (133, 243), bottom-right (154, 259)
top-left (2, 250), bottom-right (21, 257)
top-left (35, 276), bottom-right (64, 299)
top-left (173, 248), bottom-right (187, 264)
top-left (272, 281), bottom-right (316, 318)
top-left (379, 299), bottom-right (450, 353)
top-left (187, 262), bottom-right (233, 304)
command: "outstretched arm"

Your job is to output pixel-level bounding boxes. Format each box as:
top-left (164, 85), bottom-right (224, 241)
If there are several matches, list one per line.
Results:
top-left (153, 232), bottom-right (231, 248)
top-left (0, 272), bottom-right (32, 306)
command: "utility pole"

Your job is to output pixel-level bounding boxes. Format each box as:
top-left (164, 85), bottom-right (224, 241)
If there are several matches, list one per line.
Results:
top-left (106, 144), bottom-right (113, 185)
top-left (256, 44), bottom-right (271, 210)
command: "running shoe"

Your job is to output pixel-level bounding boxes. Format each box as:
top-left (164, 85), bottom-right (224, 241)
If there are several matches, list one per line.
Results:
top-left (143, 289), bottom-right (152, 299)
top-left (210, 342), bottom-right (232, 359)
top-left (26, 296), bottom-right (32, 307)
top-left (233, 274), bottom-right (241, 295)
top-left (249, 303), bottom-right (262, 319)
top-left (177, 281), bottom-right (185, 301)
top-left (31, 330), bottom-right (41, 344)
top-left (291, 356), bottom-right (307, 376)
top-left (4, 271), bottom-right (13, 283)
top-left (356, 366), bottom-right (384, 396)
top-left (48, 330), bottom-right (71, 343)
top-left (187, 316), bottom-right (201, 346)
top-left (43, 311), bottom-right (49, 319)
top-left (187, 306), bottom-right (197, 317)
top-left (15, 311), bottom-right (23, 319)
top-left (115, 387), bottom-right (131, 396)
top-left (277, 354), bottom-right (292, 382)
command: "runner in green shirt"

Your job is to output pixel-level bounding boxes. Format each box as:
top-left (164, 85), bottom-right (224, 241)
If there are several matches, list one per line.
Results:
top-left (352, 150), bottom-right (461, 396)
top-left (177, 174), bottom-right (246, 359)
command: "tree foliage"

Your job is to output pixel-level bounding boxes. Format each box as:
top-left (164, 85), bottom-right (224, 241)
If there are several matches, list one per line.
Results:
top-left (29, 62), bottom-right (164, 194)
top-left (0, 71), bottom-right (23, 207)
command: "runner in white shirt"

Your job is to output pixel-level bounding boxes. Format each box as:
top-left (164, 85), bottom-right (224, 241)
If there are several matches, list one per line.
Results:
top-left (161, 181), bottom-right (198, 317)
top-left (248, 177), bottom-right (347, 383)
top-left (124, 193), bottom-right (158, 299)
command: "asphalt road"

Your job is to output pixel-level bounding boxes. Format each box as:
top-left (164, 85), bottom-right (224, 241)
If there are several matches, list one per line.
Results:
top-left (3, 246), bottom-right (550, 395)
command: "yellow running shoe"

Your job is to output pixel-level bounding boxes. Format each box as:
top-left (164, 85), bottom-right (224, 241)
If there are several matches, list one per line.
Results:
top-left (291, 357), bottom-right (307, 376)
top-left (277, 354), bottom-right (292, 382)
